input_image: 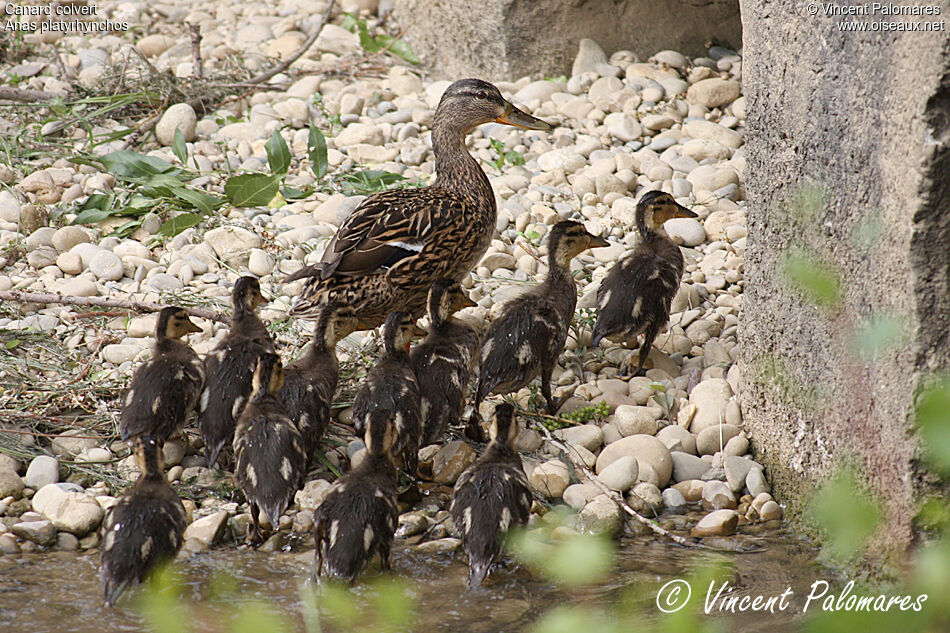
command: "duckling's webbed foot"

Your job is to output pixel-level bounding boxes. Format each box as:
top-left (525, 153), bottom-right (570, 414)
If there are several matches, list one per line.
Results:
top-left (540, 364), bottom-right (563, 414)
top-left (464, 411), bottom-right (486, 442)
top-left (246, 506), bottom-right (264, 546)
top-left (617, 352), bottom-right (647, 378)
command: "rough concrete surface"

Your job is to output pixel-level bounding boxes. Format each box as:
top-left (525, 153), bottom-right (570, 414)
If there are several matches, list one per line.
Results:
top-left (738, 0), bottom-right (950, 565)
top-left (393, 0), bottom-right (741, 81)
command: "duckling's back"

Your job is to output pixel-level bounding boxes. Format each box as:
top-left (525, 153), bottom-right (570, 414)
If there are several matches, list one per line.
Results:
top-left (352, 356), bottom-right (421, 459)
top-left (279, 348), bottom-right (338, 457)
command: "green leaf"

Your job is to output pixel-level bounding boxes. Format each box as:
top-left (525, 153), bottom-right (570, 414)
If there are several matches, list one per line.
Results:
top-left (224, 173), bottom-right (282, 207)
top-left (4, 339), bottom-right (20, 350)
top-left (169, 186), bottom-right (224, 214)
top-left (810, 467), bottom-right (881, 559)
top-left (281, 185), bottom-right (312, 200)
top-left (850, 314), bottom-right (905, 359)
top-left (159, 213), bottom-right (204, 237)
top-left (172, 127), bottom-right (188, 165)
top-left (73, 206), bottom-right (117, 225)
top-left (915, 378), bottom-right (950, 475)
top-left (307, 126), bottom-right (329, 180)
top-left (265, 129), bottom-right (291, 176)
top-left (375, 33), bottom-right (420, 64)
top-left (506, 150), bottom-right (525, 166)
top-left (98, 150), bottom-right (178, 179)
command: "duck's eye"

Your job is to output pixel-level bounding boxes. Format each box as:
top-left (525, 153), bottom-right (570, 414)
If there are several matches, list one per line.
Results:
top-left (475, 91), bottom-right (487, 99)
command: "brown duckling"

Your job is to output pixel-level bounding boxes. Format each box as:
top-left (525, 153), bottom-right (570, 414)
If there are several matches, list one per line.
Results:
top-left (100, 435), bottom-right (186, 606)
top-left (278, 303), bottom-right (359, 464)
top-left (119, 307), bottom-right (203, 441)
top-left (473, 221), bottom-right (608, 423)
top-left (352, 311), bottom-right (423, 474)
top-left (410, 279), bottom-right (479, 445)
top-left (450, 403), bottom-right (531, 587)
top-left (313, 408), bottom-right (399, 584)
top-left (198, 276), bottom-right (275, 468)
top-left (233, 353), bottom-right (307, 544)
top-left (591, 191), bottom-right (696, 377)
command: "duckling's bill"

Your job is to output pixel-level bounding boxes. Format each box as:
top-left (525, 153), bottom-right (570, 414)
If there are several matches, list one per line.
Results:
top-left (495, 102), bottom-right (553, 131)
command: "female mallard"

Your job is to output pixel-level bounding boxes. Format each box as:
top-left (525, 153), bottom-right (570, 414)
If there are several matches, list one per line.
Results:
top-left (410, 279), bottom-right (479, 445)
top-left (198, 276), bottom-right (275, 468)
top-left (472, 222), bottom-right (608, 425)
top-left (288, 78), bottom-right (552, 328)
top-left (313, 408), bottom-right (399, 584)
top-left (450, 403), bottom-right (530, 587)
top-left (278, 302), bottom-right (359, 464)
top-left (100, 435), bottom-right (186, 606)
top-left (233, 353), bottom-right (307, 544)
top-left (591, 191), bottom-right (696, 377)
top-left (119, 307), bottom-right (203, 442)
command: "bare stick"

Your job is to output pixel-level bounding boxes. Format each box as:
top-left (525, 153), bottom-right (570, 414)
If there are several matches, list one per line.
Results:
top-left (189, 23), bottom-right (204, 80)
top-left (0, 87), bottom-right (61, 102)
top-left (247, 0), bottom-right (336, 85)
top-left (0, 290), bottom-right (227, 323)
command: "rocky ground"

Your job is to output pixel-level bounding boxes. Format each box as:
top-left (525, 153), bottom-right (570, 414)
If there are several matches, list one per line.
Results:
top-left (0, 1), bottom-right (781, 561)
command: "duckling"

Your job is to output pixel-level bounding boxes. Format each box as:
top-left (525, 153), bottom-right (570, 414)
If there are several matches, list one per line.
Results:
top-left (313, 408), bottom-right (399, 584)
top-left (451, 403), bottom-right (531, 587)
top-left (233, 353), bottom-right (307, 544)
top-left (410, 279), bottom-right (479, 445)
top-left (119, 307), bottom-right (203, 442)
top-left (352, 311), bottom-right (423, 474)
top-left (100, 435), bottom-right (186, 606)
top-left (591, 191), bottom-right (697, 377)
top-left (198, 276), bottom-right (275, 468)
top-left (278, 303), bottom-right (359, 464)
top-left (473, 222), bottom-right (608, 423)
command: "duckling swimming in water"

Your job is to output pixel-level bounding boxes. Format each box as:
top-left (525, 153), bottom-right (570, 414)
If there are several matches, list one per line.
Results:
top-left (451, 403), bottom-right (531, 587)
top-left (233, 353), bottom-right (307, 544)
top-left (410, 279), bottom-right (479, 445)
top-left (278, 303), bottom-right (359, 465)
top-left (119, 307), bottom-right (203, 442)
top-left (198, 276), bottom-right (275, 468)
top-left (313, 407), bottom-right (399, 584)
top-left (352, 311), bottom-right (423, 474)
top-left (473, 222), bottom-right (608, 426)
top-left (100, 435), bottom-right (186, 606)
top-left (591, 191), bottom-right (696, 377)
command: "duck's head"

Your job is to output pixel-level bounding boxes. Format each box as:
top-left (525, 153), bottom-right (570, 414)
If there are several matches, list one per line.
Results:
top-left (382, 311), bottom-right (425, 354)
top-left (132, 434), bottom-right (165, 478)
top-left (488, 403), bottom-right (519, 447)
top-left (636, 190), bottom-right (696, 235)
top-left (434, 78), bottom-right (553, 135)
top-left (315, 302), bottom-right (359, 349)
top-left (156, 306), bottom-right (201, 340)
top-left (251, 352), bottom-right (284, 396)
top-left (364, 408), bottom-right (397, 459)
top-left (232, 276), bottom-right (266, 315)
top-left (547, 220), bottom-right (610, 268)
top-left (427, 278), bottom-right (476, 329)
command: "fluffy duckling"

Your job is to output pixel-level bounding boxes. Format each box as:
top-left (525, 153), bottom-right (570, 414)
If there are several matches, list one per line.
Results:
top-left (119, 307), bottom-right (203, 441)
top-left (352, 311), bottom-right (423, 473)
top-left (278, 303), bottom-right (359, 463)
top-left (591, 191), bottom-right (697, 377)
top-left (410, 279), bottom-right (479, 445)
top-left (473, 222), bottom-right (608, 423)
top-left (198, 276), bottom-right (275, 468)
top-left (313, 408), bottom-right (399, 584)
top-left (451, 403), bottom-right (531, 587)
top-left (233, 353), bottom-right (307, 544)
top-left (100, 435), bottom-right (186, 606)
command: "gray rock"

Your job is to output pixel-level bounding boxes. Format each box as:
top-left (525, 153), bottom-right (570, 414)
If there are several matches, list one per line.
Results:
top-left (0, 533), bottom-right (20, 554)
top-left (156, 103), bottom-right (198, 146)
top-left (24, 456), bottom-right (58, 489)
top-left (745, 467), bottom-right (770, 497)
top-left (662, 488), bottom-right (688, 514)
top-left (183, 510), bottom-right (229, 547)
top-left (0, 454), bottom-right (22, 474)
top-left (686, 78), bottom-right (741, 108)
top-left (0, 469), bottom-right (24, 499)
top-left (529, 460), bottom-right (571, 498)
top-left (627, 482), bottom-right (663, 514)
top-left (596, 434), bottom-right (673, 488)
top-left (572, 38), bottom-right (608, 76)
top-left (413, 537), bottom-right (461, 553)
top-left (723, 455), bottom-right (763, 493)
top-left (42, 492), bottom-right (104, 536)
top-left (688, 378), bottom-right (733, 434)
top-left (204, 226), bottom-right (262, 266)
top-left (431, 441), bottom-right (477, 484)
top-left (162, 440), bottom-right (187, 467)
top-left (656, 425), bottom-right (697, 455)
top-left (701, 480), bottom-right (737, 510)
top-left (614, 405), bottom-right (659, 437)
top-left (294, 479), bottom-right (332, 511)
top-left (57, 531), bottom-right (80, 550)
top-left (554, 424), bottom-right (603, 452)
top-left (51, 226), bottom-right (91, 252)
top-left (724, 433), bottom-right (749, 456)
top-left (597, 456), bottom-right (639, 492)
top-left (574, 494), bottom-right (622, 536)
top-left (695, 424), bottom-right (741, 456)
top-left (562, 482), bottom-right (599, 511)
top-left (670, 451), bottom-right (708, 482)
top-left (51, 430), bottom-right (99, 457)
top-left (88, 250), bottom-right (124, 281)
top-left (395, 512), bottom-right (429, 537)
top-left (759, 500), bottom-right (782, 522)
top-left (691, 509), bottom-right (738, 537)
top-left (11, 519), bottom-right (56, 546)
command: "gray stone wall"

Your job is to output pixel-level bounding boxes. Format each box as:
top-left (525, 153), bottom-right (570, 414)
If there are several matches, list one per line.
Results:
top-left (392, 0), bottom-right (741, 81)
top-left (738, 0), bottom-right (950, 563)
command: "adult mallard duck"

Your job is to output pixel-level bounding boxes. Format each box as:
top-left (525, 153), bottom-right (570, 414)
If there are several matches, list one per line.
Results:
top-left (591, 191), bottom-right (696, 377)
top-left (472, 221), bottom-right (608, 426)
top-left (119, 307), bottom-right (203, 442)
top-left (288, 78), bottom-right (552, 328)
top-left (198, 276), bottom-right (275, 469)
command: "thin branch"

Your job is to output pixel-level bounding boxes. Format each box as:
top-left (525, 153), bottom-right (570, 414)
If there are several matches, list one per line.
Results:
top-left (189, 23), bottom-right (204, 80)
top-left (0, 290), bottom-right (228, 323)
top-left (247, 0), bottom-right (336, 85)
top-left (0, 87), bottom-right (60, 102)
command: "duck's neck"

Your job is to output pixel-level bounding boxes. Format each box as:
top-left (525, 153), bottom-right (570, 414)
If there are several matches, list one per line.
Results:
top-left (545, 249), bottom-right (575, 291)
top-left (431, 123), bottom-right (491, 193)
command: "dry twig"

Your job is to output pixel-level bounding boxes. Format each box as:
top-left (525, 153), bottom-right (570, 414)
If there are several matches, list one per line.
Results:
top-left (0, 290), bottom-right (228, 323)
top-left (247, 0), bottom-right (336, 85)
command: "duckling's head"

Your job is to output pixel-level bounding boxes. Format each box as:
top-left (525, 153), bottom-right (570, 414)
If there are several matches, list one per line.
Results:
top-left (251, 352), bottom-right (284, 397)
top-left (434, 79), bottom-right (553, 136)
top-left (364, 408), bottom-right (397, 458)
top-left (381, 311), bottom-right (424, 355)
top-left (156, 306), bottom-right (201, 341)
top-left (488, 403), bottom-right (519, 447)
top-left (132, 434), bottom-right (165, 478)
top-left (315, 303), bottom-right (359, 349)
top-left (427, 278), bottom-right (476, 329)
top-left (547, 221), bottom-right (610, 269)
top-left (232, 276), bottom-right (266, 315)
top-left (635, 190), bottom-right (697, 236)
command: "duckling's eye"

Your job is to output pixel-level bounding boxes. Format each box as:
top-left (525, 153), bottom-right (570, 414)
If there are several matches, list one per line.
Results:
top-left (475, 90), bottom-right (487, 99)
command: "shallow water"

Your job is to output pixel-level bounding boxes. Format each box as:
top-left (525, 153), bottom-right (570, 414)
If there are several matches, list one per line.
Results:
top-left (0, 524), bottom-right (829, 632)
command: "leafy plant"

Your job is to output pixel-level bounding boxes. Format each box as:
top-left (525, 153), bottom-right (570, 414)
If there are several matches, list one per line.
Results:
top-left (559, 400), bottom-right (611, 427)
top-left (338, 169), bottom-right (409, 196)
top-left (485, 138), bottom-right (526, 171)
top-left (340, 12), bottom-right (420, 65)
